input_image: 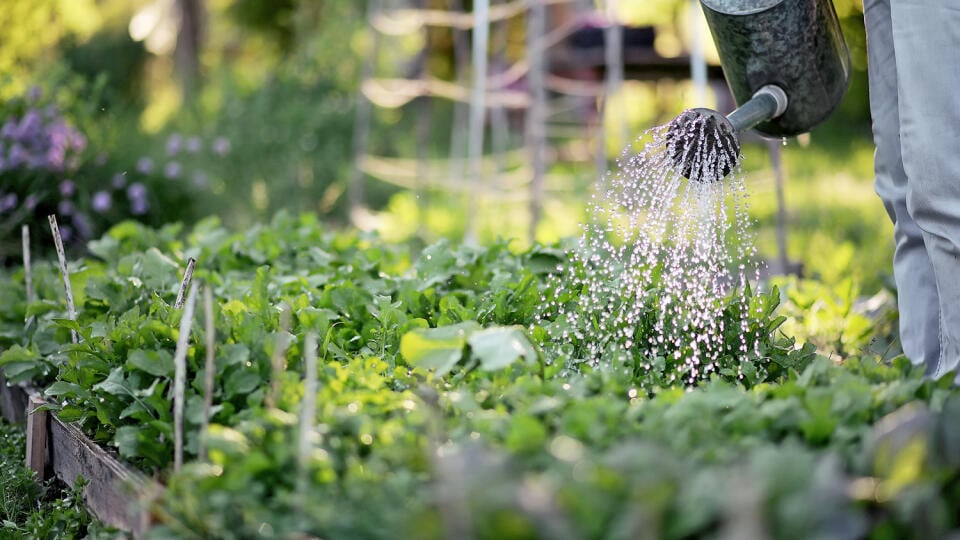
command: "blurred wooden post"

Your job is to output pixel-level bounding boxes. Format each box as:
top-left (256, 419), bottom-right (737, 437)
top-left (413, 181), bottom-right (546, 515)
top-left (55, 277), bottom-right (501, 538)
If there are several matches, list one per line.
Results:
top-left (766, 138), bottom-right (790, 273)
top-left (26, 394), bottom-right (47, 479)
top-left (175, 0), bottom-right (204, 99)
top-left (464, 0), bottom-right (491, 242)
top-left (490, 0), bottom-right (510, 179)
top-left (414, 0), bottom-right (433, 239)
top-left (527, 0), bottom-right (548, 243)
top-left (604, 0), bottom-right (625, 149)
top-left (448, 0), bottom-right (472, 187)
top-left (350, 0), bottom-right (383, 222)
top-left (689, 0), bottom-right (708, 107)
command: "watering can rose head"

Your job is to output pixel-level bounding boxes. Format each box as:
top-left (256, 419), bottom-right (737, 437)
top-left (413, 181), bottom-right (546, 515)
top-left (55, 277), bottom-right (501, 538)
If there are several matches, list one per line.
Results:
top-left (665, 108), bottom-right (740, 182)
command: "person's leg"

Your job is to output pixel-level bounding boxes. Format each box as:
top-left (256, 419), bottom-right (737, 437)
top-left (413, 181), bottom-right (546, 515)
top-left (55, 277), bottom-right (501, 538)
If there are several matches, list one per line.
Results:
top-left (863, 0), bottom-right (940, 371)
top-left (891, 0), bottom-right (960, 380)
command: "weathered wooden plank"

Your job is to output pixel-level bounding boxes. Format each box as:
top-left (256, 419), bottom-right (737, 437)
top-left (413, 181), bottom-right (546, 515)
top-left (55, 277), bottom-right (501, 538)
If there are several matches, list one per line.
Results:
top-left (0, 374), bottom-right (31, 425)
top-left (25, 394), bottom-right (48, 479)
top-left (48, 413), bottom-right (161, 538)
top-left (2, 376), bottom-right (165, 536)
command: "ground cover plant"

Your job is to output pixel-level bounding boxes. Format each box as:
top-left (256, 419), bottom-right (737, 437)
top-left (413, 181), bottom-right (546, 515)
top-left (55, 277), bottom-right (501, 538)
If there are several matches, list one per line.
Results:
top-left (0, 422), bottom-right (114, 538)
top-left (0, 213), bottom-right (957, 539)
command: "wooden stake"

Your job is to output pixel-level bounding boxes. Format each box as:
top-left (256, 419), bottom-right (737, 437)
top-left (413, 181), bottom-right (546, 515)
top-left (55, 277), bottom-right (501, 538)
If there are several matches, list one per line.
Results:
top-left (174, 258), bottom-right (197, 309)
top-left (25, 394), bottom-right (48, 479)
top-left (464, 0), bottom-right (490, 243)
top-left (267, 304), bottom-right (293, 409)
top-left (22, 225), bottom-right (34, 327)
top-left (48, 215), bottom-right (78, 344)
top-left (297, 332), bottom-right (318, 495)
top-left (526, 0), bottom-right (548, 244)
top-left (172, 282), bottom-right (198, 472)
top-left (198, 285), bottom-right (216, 462)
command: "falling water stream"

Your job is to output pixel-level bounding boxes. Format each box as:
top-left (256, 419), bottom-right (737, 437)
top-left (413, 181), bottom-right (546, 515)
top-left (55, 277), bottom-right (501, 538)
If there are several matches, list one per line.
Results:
top-left (539, 114), bottom-right (761, 386)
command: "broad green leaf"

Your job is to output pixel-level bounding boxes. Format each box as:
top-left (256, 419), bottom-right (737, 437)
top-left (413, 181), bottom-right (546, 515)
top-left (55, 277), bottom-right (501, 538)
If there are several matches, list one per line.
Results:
top-left (56, 405), bottom-right (88, 423)
top-left (126, 349), bottom-right (175, 378)
top-left (25, 300), bottom-right (61, 318)
top-left (467, 326), bottom-right (537, 371)
top-left (0, 345), bottom-right (38, 366)
top-left (505, 414), bottom-right (548, 454)
top-left (400, 321), bottom-right (480, 376)
top-left (1, 362), bottom-right (43, 384)
top-left (94, 367), bottom-right (129, 396)
top-left (220, 344), bottom-right (250, 367)
top-left (225, 369), bottom-right (261, 398)
top-left (44, 381), bottom-right (87, 398)
top-left (113, 425), bottom-right (141, 460)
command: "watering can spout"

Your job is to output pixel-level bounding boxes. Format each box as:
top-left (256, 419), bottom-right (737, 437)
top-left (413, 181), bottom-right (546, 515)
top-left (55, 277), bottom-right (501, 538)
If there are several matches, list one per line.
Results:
top-left (666, 85), bottom-right (787, 182)
top-left (665, 0), bottom-right (850, 181)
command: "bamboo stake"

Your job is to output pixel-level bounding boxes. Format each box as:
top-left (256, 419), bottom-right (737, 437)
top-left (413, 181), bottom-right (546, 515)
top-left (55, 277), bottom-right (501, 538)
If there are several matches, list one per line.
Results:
top-left (604, 0), bottom-right (625, 149)
top-left (267, 304), bottom-right (292, 409)
top-left (198, 285), bottom-right (216, 462)
top-left (448, 0), bottom-right (473, 185)
top-left (172, 282), bottom-right (198, 472)
top-left (526, 0), bottom-right (548, 243)
top-left (47, 215), bottom-right (78, 344)
top-left (174, 258), bottom-right (197, 309)
top-left (297, 332), bottom-right (319, 497)
top-left (349, 0), bottom-right (383, 221)
top-left (22, 225), bottom-right (34, 327)
top-left (464, 0), bottom-right (491, 243)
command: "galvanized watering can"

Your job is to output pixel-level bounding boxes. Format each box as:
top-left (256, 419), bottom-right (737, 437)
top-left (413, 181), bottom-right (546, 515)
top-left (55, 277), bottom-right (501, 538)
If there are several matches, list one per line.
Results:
top-left (668, 0), bottom-right (851, 180)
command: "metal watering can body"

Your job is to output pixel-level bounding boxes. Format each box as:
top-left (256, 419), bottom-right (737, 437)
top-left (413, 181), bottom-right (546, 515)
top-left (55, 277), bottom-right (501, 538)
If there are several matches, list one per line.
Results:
top-left (700, 0), bottom-right (851, 137)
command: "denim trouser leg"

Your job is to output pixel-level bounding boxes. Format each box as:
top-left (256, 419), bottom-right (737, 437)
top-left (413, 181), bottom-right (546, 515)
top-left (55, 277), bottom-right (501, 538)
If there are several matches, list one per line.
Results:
top-left (864, 0), bottom-right (960, 379)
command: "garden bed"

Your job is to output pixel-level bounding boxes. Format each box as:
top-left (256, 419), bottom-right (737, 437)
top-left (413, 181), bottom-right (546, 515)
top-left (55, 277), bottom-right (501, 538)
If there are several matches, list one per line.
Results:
top-left (0, 213), bottom-right (958, 539)
top-left (0, 374), bottom-right (157, 536)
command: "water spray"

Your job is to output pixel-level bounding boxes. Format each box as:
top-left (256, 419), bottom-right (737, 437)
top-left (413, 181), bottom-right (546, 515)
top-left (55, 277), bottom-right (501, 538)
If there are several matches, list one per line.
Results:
top-left (667, 0), bottom-right (851, 182)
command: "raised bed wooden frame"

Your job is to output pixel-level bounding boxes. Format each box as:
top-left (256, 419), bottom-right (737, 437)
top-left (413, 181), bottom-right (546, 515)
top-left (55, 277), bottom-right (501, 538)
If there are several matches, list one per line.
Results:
top-left (0, 374), bottom-right (161, 538)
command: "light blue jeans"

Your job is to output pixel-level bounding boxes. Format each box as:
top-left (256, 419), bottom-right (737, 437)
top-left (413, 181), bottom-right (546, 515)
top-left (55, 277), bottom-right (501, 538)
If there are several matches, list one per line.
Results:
top-left (863, 0), bottom-right (960, 381)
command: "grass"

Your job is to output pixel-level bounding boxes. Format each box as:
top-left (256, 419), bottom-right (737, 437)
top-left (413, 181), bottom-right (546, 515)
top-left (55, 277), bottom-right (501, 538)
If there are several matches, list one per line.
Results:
top-left (741, 120), bottom-right (892, 293)
top-left (0, 422), bottom-right (114, 539)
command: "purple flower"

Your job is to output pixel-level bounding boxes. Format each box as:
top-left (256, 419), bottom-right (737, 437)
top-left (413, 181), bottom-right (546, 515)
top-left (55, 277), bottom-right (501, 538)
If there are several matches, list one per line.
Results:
top-left (130, 197), bottom-right (149, 216)
top-left (127, 181), bottom-right (149, 215)
top-left (58, 200), bottom-right (75, 216)
top-left (136, 157), bottom-right (154, 174)
top-left (92, 191), bottom-right (112, 212)
top-left (0, 193), bottom-right (18, 213)
top-left (1, 119), bottom-right (16, 139)
top-left (111, 172), bottom-right (127, 189)
top-left (186, 136), bottom-right (201, 153)
top-left (8, 144), bottom-right (27, 168)
top-left (24, 194), bottom-right (38, 210)
top-left (212, 137), bottom-right (231, 156)
top-left (26, 86), bottom-right (41, 103)
top-left (164, 161), bottom-right (182, 179)
top-left (127, 182), bottom-right (147, 200)
top-left (166, 133), bottom-right (183, 156)
top-left (18, 110), bottom-right (42, 139)
top-left (72, 214), bottom-right (93, 239)
top-left (59, 179), bottom-right (76, 197)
